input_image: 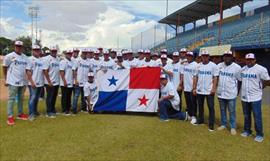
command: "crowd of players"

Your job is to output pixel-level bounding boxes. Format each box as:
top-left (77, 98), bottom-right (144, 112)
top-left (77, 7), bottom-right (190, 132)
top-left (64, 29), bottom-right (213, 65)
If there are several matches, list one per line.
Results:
top-left (2, 40), bottom-right (270, 143)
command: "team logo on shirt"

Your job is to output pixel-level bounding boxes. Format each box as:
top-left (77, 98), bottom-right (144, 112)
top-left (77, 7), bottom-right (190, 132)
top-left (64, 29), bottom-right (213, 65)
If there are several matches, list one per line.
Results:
top-left (241, 73), bottom-right (257, 78)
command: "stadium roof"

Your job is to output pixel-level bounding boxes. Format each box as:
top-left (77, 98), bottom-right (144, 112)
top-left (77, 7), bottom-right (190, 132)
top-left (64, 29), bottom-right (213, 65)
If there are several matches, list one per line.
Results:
top-left (159, 0), bottom-right (251, 26)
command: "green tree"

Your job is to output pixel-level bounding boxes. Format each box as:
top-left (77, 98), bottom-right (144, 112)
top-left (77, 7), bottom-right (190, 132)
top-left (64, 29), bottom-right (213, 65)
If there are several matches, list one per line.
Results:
top-left (0, 37), bottom-right (13, 55)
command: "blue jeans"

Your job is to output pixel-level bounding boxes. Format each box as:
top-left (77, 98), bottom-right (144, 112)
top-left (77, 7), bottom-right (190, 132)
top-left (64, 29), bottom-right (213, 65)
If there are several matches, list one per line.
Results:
top-left (242, 100), bottom-right (263, 137)
top-left (218, 98), bottom-right (236, 129)
top-left (72, 86), bottom-right (86, 112)
top-left (159, 99), bottom-right (186, 120)
top-left (7, 85), bottom-right (25, 117)
top-left (28, 86), bottom-right (42, 116)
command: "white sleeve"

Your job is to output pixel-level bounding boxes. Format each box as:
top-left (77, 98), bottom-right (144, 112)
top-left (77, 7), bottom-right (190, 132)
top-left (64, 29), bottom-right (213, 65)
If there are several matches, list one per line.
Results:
top-left (26, 58), bottom-right (33, 70)
top-left (168, 83), bottom-right (175, 96)
top-left (42, 57), bottom-right (49, 70)
top-left (3, 54), bottom-right (11, 67)
top-left (59, 61), bottom-right (66, 71)
top-left (259, 67), bottom-right (270, 81)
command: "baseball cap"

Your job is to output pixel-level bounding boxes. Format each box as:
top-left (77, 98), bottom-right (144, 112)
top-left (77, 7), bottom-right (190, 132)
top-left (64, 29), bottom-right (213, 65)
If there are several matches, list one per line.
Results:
top-left (94, 50), bottom-right (100, 54)
top-left (160, 54), bottom-right (167, 59)
top-left (117, 51), bottom-right (122, 57)
top-left (160, 74), bottom-right (167, 79)
top-left (103, 50), bottom-right (109, 54)
top-left (32, 44), bottom-right (40, 50)
top-left (65, 49), bottom-right (73, 54)
top-left (127, 49), bottom-right (133, 54)
top-left (160, 49), bottom-right (167, 53)
top-left (50, 46), bottom-right (58, 51)
top-left (88, 72), bottom-right (94, 77)
top-left (245, 53), bottom-right (255, 59)
top-left (81, 48), bottom-right (88, 53)
top-left (45, 50), bottom-right (51, 54)
top-left (200, 50), bottom-right (209, 56)
top-left (144, 49), bottom-right (151, 54)
top-left (223, 51), bottom-right (233, 55)
top-left (73, 48), bottom-right (80, 52)
top-left (180, 48), bottom-right (187, 52)
top-left (138, 49), bottom-right (144, 53)
top-left (172, 52), bottom-right (179, 56)
top-left (152, 52), bottom-right (159, 56)
top-left (186, 51), bottom-right (194, 56)
top-left (15, 41), bottom-right (23, 46)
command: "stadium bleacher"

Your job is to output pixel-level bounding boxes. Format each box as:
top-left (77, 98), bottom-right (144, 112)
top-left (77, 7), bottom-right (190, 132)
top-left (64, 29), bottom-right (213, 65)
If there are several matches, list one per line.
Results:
top-left (153, 6), bottom-right (270, 53)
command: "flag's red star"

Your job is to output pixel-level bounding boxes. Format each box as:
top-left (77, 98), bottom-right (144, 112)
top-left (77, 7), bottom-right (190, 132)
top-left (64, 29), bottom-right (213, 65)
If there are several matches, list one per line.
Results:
top-left (138, 95), bottom-right (149, 106)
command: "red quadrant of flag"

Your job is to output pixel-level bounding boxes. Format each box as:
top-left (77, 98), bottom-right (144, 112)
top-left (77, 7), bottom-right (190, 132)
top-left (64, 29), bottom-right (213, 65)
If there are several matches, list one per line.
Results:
top-left (129, 67), bottom-right (160, 89)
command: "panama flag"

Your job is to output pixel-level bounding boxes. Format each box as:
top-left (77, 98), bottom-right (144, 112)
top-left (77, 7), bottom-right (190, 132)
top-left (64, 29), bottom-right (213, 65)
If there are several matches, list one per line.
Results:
top-left (93, 67), bottom-right (160, 112)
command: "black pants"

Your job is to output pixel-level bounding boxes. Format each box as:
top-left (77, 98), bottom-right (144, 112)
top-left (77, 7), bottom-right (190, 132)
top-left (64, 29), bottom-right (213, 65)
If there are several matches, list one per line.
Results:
top-left (184, 91), bottom-right (197, 117)
top-left (45, 85), bottom-right (59, 114)
top-left (197, 94), bottom-right (215, 129)
top-left (61, 86), bottom-right (73, 113)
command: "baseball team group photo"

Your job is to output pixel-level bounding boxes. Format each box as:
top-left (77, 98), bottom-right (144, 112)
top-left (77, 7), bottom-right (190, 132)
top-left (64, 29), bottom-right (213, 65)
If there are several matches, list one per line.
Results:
top-left (0, 0), bottom-right (270, 160)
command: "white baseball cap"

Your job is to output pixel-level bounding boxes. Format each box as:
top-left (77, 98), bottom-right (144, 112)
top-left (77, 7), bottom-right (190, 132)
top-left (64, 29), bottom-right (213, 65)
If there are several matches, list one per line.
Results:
top-left (111, 49), bottom-right (117, 53)
top-left (172, 52), bottom-right (179, 56)
top-left (103, 50), bottom-right (109, 54)
top-left (187, 51), bottom-right (194, 56)
top-left (94, 50), bottom-right (100, 54)
top-left (200, 50), bottom-right (209, 56)
top-left (180, 48), bottom-right (187, 52)
top-left (126, 49), bottom-right (133, 54)
top-left (50, 46), bottom-right (58, 51)
top-left (160, 49), bottom-right (167, 53)
top-left (32, 44), bottom-right (40, 50)
top-left (223, 51), bottom-right (233, 55)
top-left (152, 52), bottom-right (159, 56)
top-left (45, 50), bottom-right (51, 54)
top-left (117, 51), bottom-right (122, 57)
top-left (160, 54), bottom-right (167, 59)
top-left (73, 48), bottom-right (80, 52)
top-left (160, 74), bottom-right (167, 79)
top-left (81, 48), bottom-right (88, 53)
top-left (15, 41), bottom-right (23, 46)
top-left (138, 49), bottom-right (144, 53)
top-left (144, 49), bottom-right (151, 54)
top-left (88, 72), bottom-right (94, 77)
top-left (245, 53), bottom-right (255, 59)
top-left (66, 49), bottom-right (73, 54)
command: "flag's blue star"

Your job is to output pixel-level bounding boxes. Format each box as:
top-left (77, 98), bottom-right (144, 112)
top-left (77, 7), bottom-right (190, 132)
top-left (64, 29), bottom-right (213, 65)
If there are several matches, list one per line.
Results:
top-left (108, 76), bottom-right (118, 86)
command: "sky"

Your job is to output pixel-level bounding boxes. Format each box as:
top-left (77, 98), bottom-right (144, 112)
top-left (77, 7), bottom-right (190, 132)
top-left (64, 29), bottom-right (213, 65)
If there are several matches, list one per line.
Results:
top-left (0, 0), bottom-right (269, 51)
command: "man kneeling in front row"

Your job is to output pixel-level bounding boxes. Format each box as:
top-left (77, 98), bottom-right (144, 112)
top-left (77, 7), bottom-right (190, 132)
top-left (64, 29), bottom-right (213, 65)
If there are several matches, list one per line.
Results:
top-left (84, 72), bottom-right (98, 113)
top-left (159, 74), bottom-right (188, 122)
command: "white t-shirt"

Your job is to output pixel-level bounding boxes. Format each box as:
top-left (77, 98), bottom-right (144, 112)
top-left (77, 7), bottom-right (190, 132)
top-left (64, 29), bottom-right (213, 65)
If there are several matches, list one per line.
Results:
top-left (157, 58), bottom-right (173, 65)
top-left (3, 52), bottom-right (28, 86)
top-left (92, 59), bottom-right (102, 74)
top-left (161, 82), bottom-right (180, 111)
top-left (141, 60), bottom-right (159, 67)
top-left (171, 62), bottom-right (183, 87)
top-left (239, 64), bottom-right (270, 102)
top-left (84, 81), bottom-right (98, 105)
top-left (26, 56), bottom-right (44, 87)
top-left (137, 58), bottom-right (145, 67)
top-left (217, 62), bottom-right (241, 99)
top-left (74, 57), bottom-right (92, 87)
top-left (182, 61), bottom-right (198, 92)
top-left (59, 58), bottom-right (74, 88)
top-left (196, 61), bottom-right (219, 95)
top-left (100, 59), bottom-right (116, 71)
top-left (42, 55), bottom-right (60, 86)
top-left (115, 60), bottom-right (129, 70)
top-left (127, 58), bottom-right (139, 68)
top-left (161, 63), bottom-right (173, 82)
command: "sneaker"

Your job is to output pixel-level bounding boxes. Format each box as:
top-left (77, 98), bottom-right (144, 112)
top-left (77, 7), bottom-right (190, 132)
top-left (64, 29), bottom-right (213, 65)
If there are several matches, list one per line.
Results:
top-left (254, 136), bottom-right (264, 143)
top-left (65, 113), bottom-right (71, 116)
top-left (217, 125), bottom-right (226, 131)
top-left (7, 116), bottom-right (15, 125)
top-left (28, 115), bottom-right (35, 121)
top-left (160, 119), bottom-right (170, 122)
top-left (46, 114), bottom-right (56, 118)
top-left (208, 128), bottom-right (215, 132)
top-left (81, 110), bottom-right (88, 113)
top-left (231, 128), bottom-right (237, 135)
top-left (190, 117), bottom-right (197, 125)
top-left (241, 131), bottom-right (251, 137)
top-left (17, 114), bottom-right (28, 120)
top-left (194, 121), bottom-right (204, 126)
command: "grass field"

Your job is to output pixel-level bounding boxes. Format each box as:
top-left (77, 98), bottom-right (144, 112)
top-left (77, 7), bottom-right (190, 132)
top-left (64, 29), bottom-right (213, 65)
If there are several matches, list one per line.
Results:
top-left (0, 95), bottom-right (270, 161)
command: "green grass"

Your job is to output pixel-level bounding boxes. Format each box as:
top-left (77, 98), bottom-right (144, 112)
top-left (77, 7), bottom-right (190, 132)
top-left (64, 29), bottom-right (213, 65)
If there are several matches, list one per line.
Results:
top-left (0, 97), bottom-right (270, 161)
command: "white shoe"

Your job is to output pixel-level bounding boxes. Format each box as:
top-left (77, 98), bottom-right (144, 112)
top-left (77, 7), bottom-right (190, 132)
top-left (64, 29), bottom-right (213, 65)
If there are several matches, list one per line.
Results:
top-left (208, 128), bottom-right (215, 132)
top-left (217, 125), bottom-right (226, 131)
top-left (231, 128), bottom-right (237, 135)
top-left (190, 117), bottom-right (197, 125)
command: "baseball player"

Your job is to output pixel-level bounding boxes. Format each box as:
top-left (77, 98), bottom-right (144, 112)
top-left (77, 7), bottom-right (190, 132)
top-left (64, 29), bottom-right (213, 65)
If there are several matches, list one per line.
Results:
top-left (160, 54), bottom-right (173, 80)
top-left (136, 49), bottom-right (145, 66)
top-left (84, 72), bottom-right (98, 113)
top-left (180, 51), bottom-right (199, 125)
top-left (72, 48), bottom-right (92, 113)
top-left (193, 50), bottom-right (219, 131)
top-left (26, 45), bottom-right (44, 121)
top-left (126, 49), bottom-right (139, 68)
top-left (3, 41), bottom-right (29, 125)
top-left (239, 53), bottom-right (270, 142)
top-left (59, 49), bottom-right (75, 115)
top-left (216, 51), bottom-right (241, 135)
top-left (92, 50), bottom-right (102, 74)
top-left (43, 45), bottom-right (60, 118)
top-left (141, 49), bottom-right (159, 67)
top-left (100, 50), bottom-right (116, 72)
top-left (116, 52), bottom-right (129, 69)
